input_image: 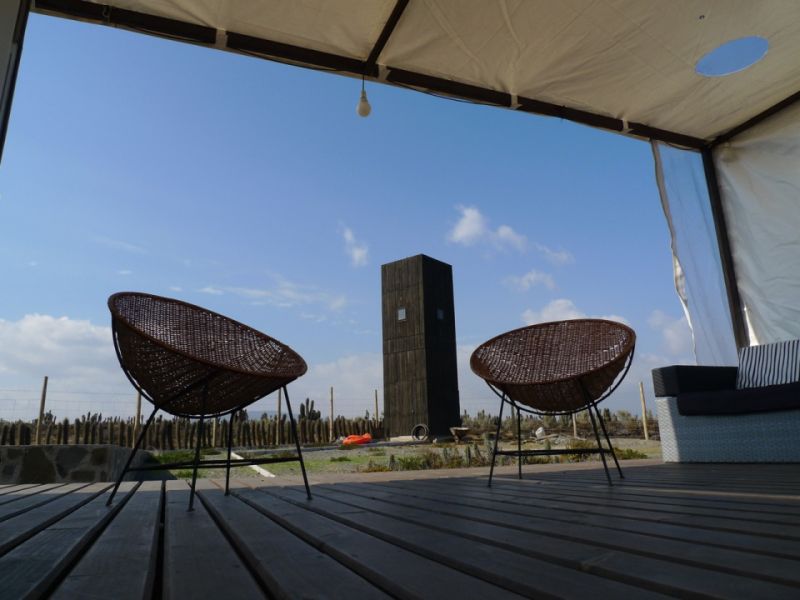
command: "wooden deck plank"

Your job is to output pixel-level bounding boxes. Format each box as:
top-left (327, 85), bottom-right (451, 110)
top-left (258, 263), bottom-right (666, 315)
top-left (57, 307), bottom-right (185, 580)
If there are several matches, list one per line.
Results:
top-left (453, 476), bottom-right (800, 529)
top-left (325, 480), bottom-right (800, 588)
top-left (395, 477), bottom-right (800, 539)
top-left (0, 482), bottom-right (137, 600)
top-left (0, 464), bottom-right (798, 600)
top-left (162, 480), bottom-right (265, 600)
top-left (0, 483), bottom-right (69, 509)
top-left (232, 485), bottom-right (532, 600)
top-left (366, 478), bottom-right (800, 560)
top-left (252, 485), bottom-right (672, 599)
top-left (521, 465), bottom-right (800, 495)
top-left (486, 476), bottom-right (800, 521)
top-left (196, 481), bottom-right (391, 600)
top-left (0, 482), bottom-right (111, 555)
top-left (492, 475), bottom-right (800, 514)
top-left (0, 483), bottom-right (41, 497)
top-left (293, 484), bottom-right (800, 599)
top-left (51, 481), bottom-right (163, 600)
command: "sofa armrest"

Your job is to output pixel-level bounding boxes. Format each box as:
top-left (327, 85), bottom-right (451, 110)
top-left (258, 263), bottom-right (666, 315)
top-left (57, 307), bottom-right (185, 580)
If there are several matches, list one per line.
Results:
top-left (652, 365), bottom-right (738, 397)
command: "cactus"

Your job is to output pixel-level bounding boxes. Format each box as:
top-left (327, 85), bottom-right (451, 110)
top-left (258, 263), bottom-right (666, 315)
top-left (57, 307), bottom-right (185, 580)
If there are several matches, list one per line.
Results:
top-left (299, 398), bottom-right (321, 420)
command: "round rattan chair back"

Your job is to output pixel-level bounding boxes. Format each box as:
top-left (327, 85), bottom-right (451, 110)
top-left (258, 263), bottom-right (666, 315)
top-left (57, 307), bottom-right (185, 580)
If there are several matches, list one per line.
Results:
top-left (109, 292), bottom-right (307, 418)
top-left (470, 319), bottom-right (635, 414)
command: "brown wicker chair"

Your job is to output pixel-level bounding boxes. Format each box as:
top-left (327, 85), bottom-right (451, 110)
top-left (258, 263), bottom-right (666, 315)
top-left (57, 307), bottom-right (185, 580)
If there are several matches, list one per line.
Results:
top-left (470, 319), bottom-right (636, 485)
top-left (106, 292), bottom-right (310, 509)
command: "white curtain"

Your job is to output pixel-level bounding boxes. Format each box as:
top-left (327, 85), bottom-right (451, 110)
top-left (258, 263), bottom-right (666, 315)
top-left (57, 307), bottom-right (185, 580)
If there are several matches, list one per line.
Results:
top-left (652, 142), bottom-right (738, 365)
top-left (714, 101), bottom-right (800, 345)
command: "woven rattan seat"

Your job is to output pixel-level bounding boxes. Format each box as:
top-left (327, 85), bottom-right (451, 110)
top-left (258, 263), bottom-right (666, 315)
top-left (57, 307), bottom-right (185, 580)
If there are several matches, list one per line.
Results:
top-left (109, 292), bottom-right (307, 418)
top-left (107, 292), bottom-right (311, 508)
top-left (471, 319), bottom-right (635, 485)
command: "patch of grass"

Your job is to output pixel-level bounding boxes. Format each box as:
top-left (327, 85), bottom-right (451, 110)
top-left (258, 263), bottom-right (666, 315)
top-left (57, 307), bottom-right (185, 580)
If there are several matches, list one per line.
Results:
top-left (172, 469), bottom-right (195, 479)
top-left (615, 447), bottom-right (648, 460)
top-left (565, 439), bottom-right (600, 462)
top-left (366, 447), bottom-right (386, 456)
top-left (394, 455), bottom-right (428, 470)
top-left (154, 449), bottom-right (215, 464)
top-left (564, 440), bottom-right (649, 461)
top-left (330, 456), bottom-right (352, 462)
top-left (360, 460), bottom-right (391, 473)
top-left (273, 450), bottom-right (297, 459)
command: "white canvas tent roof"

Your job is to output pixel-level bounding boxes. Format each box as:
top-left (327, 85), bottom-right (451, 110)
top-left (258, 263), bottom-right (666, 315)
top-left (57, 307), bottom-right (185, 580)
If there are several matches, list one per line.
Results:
top-left (28, 0), bottom-right (800, 147)
top-left (3, 0), bottom-right (800, 359)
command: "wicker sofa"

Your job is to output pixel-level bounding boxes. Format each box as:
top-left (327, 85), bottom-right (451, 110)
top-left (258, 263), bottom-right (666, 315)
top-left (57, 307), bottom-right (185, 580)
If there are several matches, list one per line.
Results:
top-left (652, 364), bottom-right (800, 462)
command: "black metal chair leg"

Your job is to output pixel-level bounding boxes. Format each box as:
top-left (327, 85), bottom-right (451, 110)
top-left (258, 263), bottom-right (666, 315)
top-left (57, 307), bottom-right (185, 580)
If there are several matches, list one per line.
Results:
top-left (188, 386), bottom-right (208, 511)
top-left (107, 403), bottom-right (159, 506)
top-left (516, 405), bottom-right (523, 480)
top-left (225, 411), bottom-right (235, 495)
top-left (594, 404), bottom-right (623, 478)
top-left (283, 386), bottom-right (311, 500)
top-left (587, 406), bottom-right (613, 485)
top-left (488, 395), bottom-right (505, 488)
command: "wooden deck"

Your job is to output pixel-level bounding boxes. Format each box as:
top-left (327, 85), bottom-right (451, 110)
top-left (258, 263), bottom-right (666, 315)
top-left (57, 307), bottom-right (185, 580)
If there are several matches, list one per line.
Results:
top-left (1, 461), bottom-right (800, 599)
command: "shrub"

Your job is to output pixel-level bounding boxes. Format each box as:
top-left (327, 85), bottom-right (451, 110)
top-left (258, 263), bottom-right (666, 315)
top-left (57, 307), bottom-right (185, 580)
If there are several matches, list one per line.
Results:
top-left (360, 460), bottom-right (391, 473)
top-left (616, 447), bottom-right (648, 460)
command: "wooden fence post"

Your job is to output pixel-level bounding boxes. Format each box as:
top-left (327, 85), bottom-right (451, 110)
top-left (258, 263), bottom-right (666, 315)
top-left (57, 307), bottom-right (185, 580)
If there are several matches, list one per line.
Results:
top-left (277, 388), bottom-right (282, 445)
top-left (374, 389), bottom-right (379, 425)
top-left (329, 386), bottom-right (334, 442)
top-left (571, 413), bottom-right (577, 438)
top-left (133, 391), bottom-right (142, 447)
top-left (35, 375), bottom-right (48, 445)
top-left (639, 381), bottom-right (649, 441)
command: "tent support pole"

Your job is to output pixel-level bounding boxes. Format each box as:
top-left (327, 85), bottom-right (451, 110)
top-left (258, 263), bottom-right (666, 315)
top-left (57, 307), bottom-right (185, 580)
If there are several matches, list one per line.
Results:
top-left (0, 0), bottom-right (31, 164)
top-left (701, 146), bottom-right (749, 349)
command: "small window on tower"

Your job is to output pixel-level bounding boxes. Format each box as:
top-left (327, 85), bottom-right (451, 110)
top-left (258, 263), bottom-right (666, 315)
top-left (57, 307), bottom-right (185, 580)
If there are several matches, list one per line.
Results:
top-left (397, 307), bottom-right (406, 321)
top-left (436, 308), bottom-right (444, 320)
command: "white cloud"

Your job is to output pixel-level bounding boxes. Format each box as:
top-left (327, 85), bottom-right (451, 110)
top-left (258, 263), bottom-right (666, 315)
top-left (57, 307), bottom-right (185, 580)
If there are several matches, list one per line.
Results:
top-left (522, 299), bottom-right (627, 325)
top-left (300, 313), bottom-right (327, 323)
top-left (448, 205), bottom-right (527, 252)
top-left (648, 310), bottom-right (693, 356)
top-left (522, 299), bottom-right (585, 324)
top-left (327, 295), bottom-right (347, 311)
top-left (448, 206), bottom-right (488, 245)
top-left (534, 243), bottom-right (574, 266)
top-left (342, 227), bottom-right (368, 267)
top-left (495, 225), bottom-right (526, 252)
top-left (117, 269), bottom-right (132, 276)
top-left (206, 277), bottom-right (347, 312)
top-left (27, 261), bottom-right (38, 268)
top-left (92, 236), bottom-right (146, 254)
top-left (198, 286), bottom-right (224, 295)
top-left (0, 315), bottom-right (130, 418)
top-left (169, 286), bottom-right (183, 292)
top-left (505, 269), bottom-right (556, 291)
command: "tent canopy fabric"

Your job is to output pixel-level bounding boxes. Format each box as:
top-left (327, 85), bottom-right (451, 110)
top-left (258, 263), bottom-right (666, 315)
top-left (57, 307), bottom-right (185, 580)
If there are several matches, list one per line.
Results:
top-left (33, 0), bottom-right (800, 146)
top-left (18, 0), bottom-right (800, 356)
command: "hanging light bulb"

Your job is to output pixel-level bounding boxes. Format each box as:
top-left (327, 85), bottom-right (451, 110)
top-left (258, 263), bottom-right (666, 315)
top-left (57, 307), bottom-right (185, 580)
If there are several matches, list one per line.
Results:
top-left (357, 74), bottom-right (371, 117)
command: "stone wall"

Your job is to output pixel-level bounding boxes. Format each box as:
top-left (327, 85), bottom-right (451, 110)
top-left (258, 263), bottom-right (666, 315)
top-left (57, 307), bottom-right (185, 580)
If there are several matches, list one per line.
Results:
top-left (0, 444), bottom-right (153, 484)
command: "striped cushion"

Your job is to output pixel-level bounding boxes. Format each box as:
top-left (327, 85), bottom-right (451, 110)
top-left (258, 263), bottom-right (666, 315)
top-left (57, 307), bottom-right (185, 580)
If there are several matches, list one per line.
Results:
top-left (736, 340), bottom-right (800, 389)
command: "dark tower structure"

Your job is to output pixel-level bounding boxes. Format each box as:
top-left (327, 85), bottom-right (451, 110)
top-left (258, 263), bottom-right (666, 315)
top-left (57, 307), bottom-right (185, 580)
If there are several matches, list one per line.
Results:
top-left (381, 254), bottom-right (460, 438)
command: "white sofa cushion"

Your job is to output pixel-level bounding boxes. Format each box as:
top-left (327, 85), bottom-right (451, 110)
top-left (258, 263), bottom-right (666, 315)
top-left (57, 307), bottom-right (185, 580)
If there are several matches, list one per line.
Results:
top-left (736, 339), bottom-right (800, 389)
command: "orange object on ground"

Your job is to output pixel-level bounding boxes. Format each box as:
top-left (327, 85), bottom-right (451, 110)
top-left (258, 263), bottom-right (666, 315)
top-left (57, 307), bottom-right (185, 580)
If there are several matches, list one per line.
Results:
top-left (342, 433), bottom-right (373, 446)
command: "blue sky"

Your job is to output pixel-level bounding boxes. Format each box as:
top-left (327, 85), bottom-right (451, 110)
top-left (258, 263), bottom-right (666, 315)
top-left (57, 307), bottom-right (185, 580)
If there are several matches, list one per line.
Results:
top-left (0, 14), bottom-right (693, 420)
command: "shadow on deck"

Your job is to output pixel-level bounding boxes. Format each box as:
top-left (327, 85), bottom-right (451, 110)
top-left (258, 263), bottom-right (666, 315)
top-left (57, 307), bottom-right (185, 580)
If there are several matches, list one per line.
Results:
top-left (1, 460), bottom-right (799, 598)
